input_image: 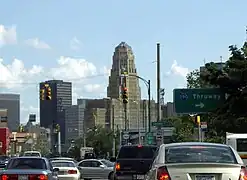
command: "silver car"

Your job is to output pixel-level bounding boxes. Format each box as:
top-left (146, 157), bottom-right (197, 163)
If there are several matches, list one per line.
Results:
top-left (0, 157), bottom-right (58, 180)
top-left (51, 160), bottom-right (80, 180)
top-left (78, 159), bottom-right (114, 180)
top-left (145, 142), bottom-right (246, 180)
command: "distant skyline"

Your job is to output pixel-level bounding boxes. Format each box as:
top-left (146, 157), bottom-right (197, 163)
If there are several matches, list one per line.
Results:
top-left (0, 0), bottom-right (246, 123)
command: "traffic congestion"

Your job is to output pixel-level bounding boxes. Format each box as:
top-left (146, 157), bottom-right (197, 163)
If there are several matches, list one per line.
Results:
top-left (0, 138), bottom-right (247, 180)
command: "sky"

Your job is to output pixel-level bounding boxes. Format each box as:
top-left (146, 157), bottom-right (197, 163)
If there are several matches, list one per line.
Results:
top-left (0, 0), bottom-right (246, 123)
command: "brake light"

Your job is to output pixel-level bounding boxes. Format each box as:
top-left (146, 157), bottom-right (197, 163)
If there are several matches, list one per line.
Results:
top-left (239, 166), bottom-right (247, 180)
top-left (157, 166), bottom-right (171, 180)
top-left (68, 170), bottom-right (77, 174)
top-left (1, 174), bottom-right (18, 180)
top-left (137, 145), bottom-right (142, 148)
top-left (115, 163), bottom-right (120, 171)
top-left (29, 174), bottom-right (48, 180)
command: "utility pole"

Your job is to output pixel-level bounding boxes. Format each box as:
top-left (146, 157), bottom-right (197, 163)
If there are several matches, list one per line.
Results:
top-left (148, 80), bottom-right (151, 132)
top-left (112, 104), bottom-right (116, 157)
top-left (157, 43), bottom-right (161, 122)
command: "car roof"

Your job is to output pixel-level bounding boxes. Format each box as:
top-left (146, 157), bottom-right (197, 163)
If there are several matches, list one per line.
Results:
top-left (50, 157), bottom-right (74, 159)
top-left (10, 157), bottom-right (47, 160)
top-left (51, 160), bottom-right (75, 163)
top-left (120, 145), bottom-right (157, 148)
top-left (24, 151), bottom-right (41, 153)
top-left (81, 159), bottom-right (98, 161)
top-left (161, 142), bottom-right (229, 148)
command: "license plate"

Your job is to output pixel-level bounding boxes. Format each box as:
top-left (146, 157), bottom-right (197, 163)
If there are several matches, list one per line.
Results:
top-left (133, 174), bottom-right (145, 180)
top-left (18, 175), bottom-right (28, 180)
top-left (196, 175), bottom-right (215, 180)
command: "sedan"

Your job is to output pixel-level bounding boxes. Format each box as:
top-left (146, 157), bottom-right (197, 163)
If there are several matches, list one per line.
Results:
top-left (77, 159), bottom-right (114, 179)
top-left (51, 160), bottom-right (80, 180)
top-left (0, 157), bottom-right (58, 180)
top-left (145, 142), bottom-right (246, 180)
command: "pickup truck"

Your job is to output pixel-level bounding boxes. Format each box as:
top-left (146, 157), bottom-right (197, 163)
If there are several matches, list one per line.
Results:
top-left (114, 145), bottom-right (157, 180)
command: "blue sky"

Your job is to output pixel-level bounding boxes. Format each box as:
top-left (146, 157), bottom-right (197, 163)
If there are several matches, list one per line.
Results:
top-left (0, 0), bottom-right (246, 123)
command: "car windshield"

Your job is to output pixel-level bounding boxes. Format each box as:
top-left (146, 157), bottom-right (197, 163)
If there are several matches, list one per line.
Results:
top-left (165, 145), bottom-right (237, 164)
top-left (101, 160), bottom-right (114, 167)
top-left (7, 158), bottom-right (47, 169)
top-left (52, 161), bottom-right (75, 167)
top-left (118, 146), bottom-right (157, 159)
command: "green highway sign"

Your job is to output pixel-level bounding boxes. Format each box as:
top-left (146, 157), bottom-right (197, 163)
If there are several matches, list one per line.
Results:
top-left (145, 132), bottom-right (154, 145)
top-left (152, 121), bottom-right (173, 127)
top-left (173, 88), bottom-right (226, 114)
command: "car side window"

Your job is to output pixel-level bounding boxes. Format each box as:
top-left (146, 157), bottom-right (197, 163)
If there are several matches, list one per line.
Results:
top-left (79, 161), bottom-right (91, 167)
top-left (91, 161), bottom-right (101, 167)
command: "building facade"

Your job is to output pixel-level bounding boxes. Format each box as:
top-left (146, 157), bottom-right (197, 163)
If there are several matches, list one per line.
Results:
top-left (65, 103), bottom-right (85, 146)
top-left (0, 94), bottom-right (20, 131)
top-left (39, 80), bottom-right (72, 144)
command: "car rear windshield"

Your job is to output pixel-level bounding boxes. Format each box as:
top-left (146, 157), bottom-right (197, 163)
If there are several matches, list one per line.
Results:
top-left (7, 158), bottom-right (47, 169)
top-left (165, 145), bottom-right (237, 164)
top-left (24, 153), bottom-right (41, 157)
top-left (118, 146), bottom-right (157, 159)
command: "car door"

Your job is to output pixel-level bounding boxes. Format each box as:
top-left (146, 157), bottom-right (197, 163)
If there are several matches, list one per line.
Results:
top-left (89, 160), bottom-right (106, 179)
top-left (78, 160), bottom-right (92, 179)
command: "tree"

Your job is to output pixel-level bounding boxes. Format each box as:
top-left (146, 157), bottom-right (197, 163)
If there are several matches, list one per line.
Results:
top-left (186, 69), bottom-right (203, 88)
top-left (200, 42), bottom-right (247, 135)
top-left (165, 116), bottom-right (195, 142)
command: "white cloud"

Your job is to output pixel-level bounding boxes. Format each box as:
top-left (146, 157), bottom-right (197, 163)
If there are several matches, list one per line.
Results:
top-left (0, 57), bottom-right (109, 122)
top-left (24, 38), bottom-right (51, 49)
top-left (0, 24), bottom-right (17, 47)
top-left (84, 84), bottom-right (104, 93)
top-left (70, 37), bottom-right (82, 51)
top-left (166, 60), bottom-right (189, 78)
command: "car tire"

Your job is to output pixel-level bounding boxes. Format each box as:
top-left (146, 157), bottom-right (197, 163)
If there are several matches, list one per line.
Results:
top-left (108, 172), bottom-right (114, 180)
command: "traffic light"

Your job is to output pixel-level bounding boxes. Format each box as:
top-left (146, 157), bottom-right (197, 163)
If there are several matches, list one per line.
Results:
top-left (122, 87), bottom-right (128, 104)
top-left (194, 115), bottom-right (200, 125)
top-left (55, 124), bottom-right (60, 133)
top-left (40, 89), bottom-right (45, 100)
top-left (46, 87), bottom-right (52, 100)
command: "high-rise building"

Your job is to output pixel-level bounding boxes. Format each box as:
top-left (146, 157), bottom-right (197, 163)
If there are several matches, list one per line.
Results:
top-left (0, 94), bottom-right (20, 131)
top-left (39, 80), bottom-right (72, 145)
top-left (107, 42), bottom-right (141, 130)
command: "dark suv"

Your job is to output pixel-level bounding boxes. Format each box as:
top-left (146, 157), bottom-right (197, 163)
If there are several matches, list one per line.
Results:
top-left (114, 145), bottom-right (157, 180)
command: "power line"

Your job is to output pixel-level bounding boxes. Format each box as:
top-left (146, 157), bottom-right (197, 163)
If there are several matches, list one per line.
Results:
top-left (0, 73), bottom-right (108, 85)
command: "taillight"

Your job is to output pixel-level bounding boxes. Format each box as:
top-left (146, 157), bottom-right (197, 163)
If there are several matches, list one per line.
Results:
top-left (68, 170), bottom-right (77, 174)
top-left (115, 163), bottom-right (120, 171)
top-left (157, 166), bottom-right (171, 180)
top-left (1, 174), bottom-right (18, 180)
top-left (239, 166), bottom-right (247, 180)
top-left (29, 174), bottom-right (48, 180)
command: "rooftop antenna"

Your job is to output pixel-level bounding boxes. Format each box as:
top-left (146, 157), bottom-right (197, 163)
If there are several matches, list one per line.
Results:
top-left (203, 58), bottom-right (206, 65)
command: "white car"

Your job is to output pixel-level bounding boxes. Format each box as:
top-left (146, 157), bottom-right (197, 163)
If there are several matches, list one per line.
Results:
top-left (23, 151), bottom-right (42, 157)
top-left (51, 160), bottom-right (80, 180)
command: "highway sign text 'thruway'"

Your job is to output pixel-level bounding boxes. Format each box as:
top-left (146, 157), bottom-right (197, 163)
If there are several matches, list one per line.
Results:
top-left (173, 88), bottom-right (226, 114)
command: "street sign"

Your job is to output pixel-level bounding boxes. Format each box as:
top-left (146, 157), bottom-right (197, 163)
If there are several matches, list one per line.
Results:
top-left (173, 88), bottom-right (226, 114)
top-left (200, 122), bottom-right (207, 132)
top-left (123, 132), bottom-right (130, 140)
top-left (152, 121), bottom-right (173, 127)
top-left (145, 132), bottom-right (154, 145)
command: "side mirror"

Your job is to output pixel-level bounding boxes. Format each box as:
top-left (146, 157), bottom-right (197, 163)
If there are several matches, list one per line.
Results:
top-left (77, 166), bottom-right (82, 170)
top-left (53, 168), bottom-right (59, 172)
top-left (99, 165), bottom-right (105, 168)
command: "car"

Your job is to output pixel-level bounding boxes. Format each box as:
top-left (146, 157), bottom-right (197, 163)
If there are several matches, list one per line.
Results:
top-left (77, 159), bottom-right (114, 180)
top-left (50, 157), bottom-right (78, 164)
top-left (0, 156), bottom-right (10, 169)
top-left (0, 156), bottom-right (59, 180)
top-left (114, 145), bottom-right (158, 180)
top-left (23, 151), bottom-right (42, 157)
top-left (145, 142), bottom-right (247, 180)
top-left (51, 160), bottom-right (80, 180)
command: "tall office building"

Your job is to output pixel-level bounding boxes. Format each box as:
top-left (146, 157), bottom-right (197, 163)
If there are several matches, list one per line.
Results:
top-left (107, 42), bottom-right (141, 130)
top-left (0, 94), bottom-right (20, 131)
top-left (39, 80), bottom-right (72, 144)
